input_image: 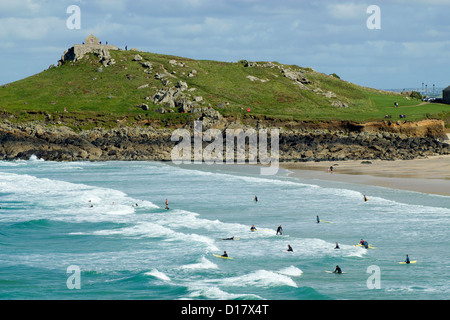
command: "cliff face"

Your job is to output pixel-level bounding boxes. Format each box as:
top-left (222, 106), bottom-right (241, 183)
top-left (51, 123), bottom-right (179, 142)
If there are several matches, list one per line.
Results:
top-left (0, 119), bottom-right (448, 162)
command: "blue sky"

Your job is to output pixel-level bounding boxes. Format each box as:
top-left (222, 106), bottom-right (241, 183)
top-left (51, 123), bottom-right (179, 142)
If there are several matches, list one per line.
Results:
top-left (1, 0), bottom-right (449, 89)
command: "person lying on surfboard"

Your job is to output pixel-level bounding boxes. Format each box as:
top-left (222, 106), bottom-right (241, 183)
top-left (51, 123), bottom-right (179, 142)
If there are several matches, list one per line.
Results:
top-left (222, 236), bottom-right (235, 240)
top-left (222, 251), bottom-right (228, 258)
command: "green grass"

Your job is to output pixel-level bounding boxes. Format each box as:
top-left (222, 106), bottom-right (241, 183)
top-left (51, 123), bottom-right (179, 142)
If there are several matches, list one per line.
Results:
top-left (0, 49), bottom-right (449, 129)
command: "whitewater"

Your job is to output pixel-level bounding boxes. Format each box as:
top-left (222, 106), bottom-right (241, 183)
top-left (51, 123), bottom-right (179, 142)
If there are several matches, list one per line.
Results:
top-left (0, 159), bottom-right (448, 300)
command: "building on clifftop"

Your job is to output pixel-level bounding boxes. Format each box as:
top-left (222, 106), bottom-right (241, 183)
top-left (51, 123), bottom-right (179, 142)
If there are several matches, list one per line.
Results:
top-left (443, 86), bottom-right (450, 104)
top-left (58, 34), bottom-right (119, 66)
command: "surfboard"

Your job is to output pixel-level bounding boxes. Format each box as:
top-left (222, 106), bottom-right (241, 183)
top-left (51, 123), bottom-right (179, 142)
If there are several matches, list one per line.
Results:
top-left (320, 220), bottom-right (333, 224)
top-left (354, 244), bottom-right (376, 249)
top-left (325, 270), bottom-right (347, 274)
top-left (212, 254), bottom-right (233, 260)
top-left (398, 260), bottom-right (417, 264)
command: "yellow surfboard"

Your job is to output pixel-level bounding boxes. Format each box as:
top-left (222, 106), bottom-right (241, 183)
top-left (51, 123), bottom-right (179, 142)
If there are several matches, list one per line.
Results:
top-left (212, 254), bottom-right (233, 260)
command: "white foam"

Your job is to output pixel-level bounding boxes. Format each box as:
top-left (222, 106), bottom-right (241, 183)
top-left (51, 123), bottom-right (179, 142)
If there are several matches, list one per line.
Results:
top-left (216, 269), bottom-right (298, 288)
top-left (277, 266), bottom-right (303, 277)
top-left (0, 172), bottom-right (161, 222)
top-left (186, 285), bottom-right (263, 300)
top-left (144, 269), bottom-right (171, 281)
top-left (152, 209), bottom-right (248, 234)
top-left (74, 221), bottom-right (219, 251)
top-left (28, 154), bottom-right (44, 162)
top-left (180, 257), bottom-right (218, 270)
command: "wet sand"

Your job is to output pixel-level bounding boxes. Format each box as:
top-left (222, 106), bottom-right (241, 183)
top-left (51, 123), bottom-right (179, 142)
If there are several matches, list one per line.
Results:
top-left (279, 155), bottom-right (450, 196)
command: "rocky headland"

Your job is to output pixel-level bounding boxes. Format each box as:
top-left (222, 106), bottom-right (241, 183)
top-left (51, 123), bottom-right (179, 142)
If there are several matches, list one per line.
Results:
top-left (2, 35), bottom-right (449, 163)
top-left (0, 118), bottom-right (448, 162)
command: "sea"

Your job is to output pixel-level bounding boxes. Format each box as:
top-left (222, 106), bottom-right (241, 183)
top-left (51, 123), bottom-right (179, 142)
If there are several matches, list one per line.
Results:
top-left (0, 158), bottom-right (449, 302)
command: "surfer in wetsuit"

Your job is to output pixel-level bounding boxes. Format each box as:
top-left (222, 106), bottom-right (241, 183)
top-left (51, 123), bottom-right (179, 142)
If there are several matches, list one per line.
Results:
top-left (405, 254), bottom-right (410, 264)
top-left (222, 236), bottom-right (235, 240)
top-left (316, 216), bottom-right (320, 224)
top-left (254, 195), bottom-right (258, 202)
top-left (250, 225), bottom-right (257, 232)
top-left (363, 195), bottom-right (368, 202)
top-left (334, 242), bottom-right (340, 249)
top-left (164, 198), bottom-right (169, 210)
top-left (222, 251), bottom-right (228, 257)
top-left (276, 225), bottom-right (283, 235)
top-left (287, 244), bottom-right (293, 252)
top-left (360, 239), bottom-right (369, 249)
top-left (334, 265), bottom-right (342, 274)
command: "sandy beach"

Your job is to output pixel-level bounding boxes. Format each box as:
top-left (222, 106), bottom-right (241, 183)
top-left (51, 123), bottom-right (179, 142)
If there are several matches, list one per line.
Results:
top-left (279, 155), bottom-right (450, 196)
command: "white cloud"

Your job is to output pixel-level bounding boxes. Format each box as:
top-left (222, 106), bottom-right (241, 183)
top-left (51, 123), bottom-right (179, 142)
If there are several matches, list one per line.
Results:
top-left (327, 2), bottom-right (367, 20)
top-left (0, 17), bottom-right (63, 41)
top-left (0, 0), bottom-right (41, 18)
top-left (0, 0), bottom-right (449, 88)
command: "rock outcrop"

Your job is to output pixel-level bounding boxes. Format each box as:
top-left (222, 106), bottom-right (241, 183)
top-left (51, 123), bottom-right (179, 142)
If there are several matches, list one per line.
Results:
top-left (0, 119), bottom-right (448, 162)
top-left (59, 34), bottom-right (119, 66)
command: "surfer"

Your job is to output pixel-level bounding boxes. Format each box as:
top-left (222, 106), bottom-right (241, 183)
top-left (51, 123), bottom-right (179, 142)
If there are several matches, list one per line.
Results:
top-left (222, 251), bottom-right (228, 258)
top-left (334, 242), bottom-right (340, 249)
top-left (254, 195), bottom-right (258, 202)
top-left (250, 225), bottom-right (257, 232)
top-left (276, 225), bottom-right (283, 235)
top-left (333, 265), bottom-right (342, 274)
top-left (287, 244), bottom-right (293, 252)
top-left (222, 236), bottom-right (235, 240)
top-left (405, 254), bottom-right (410, 264)
top-left (360, 239), bottom-right (369, 249)
top-left (363, 195), bottom-right (368, 202)
top-left (316, 216), bottom-right (320, 223)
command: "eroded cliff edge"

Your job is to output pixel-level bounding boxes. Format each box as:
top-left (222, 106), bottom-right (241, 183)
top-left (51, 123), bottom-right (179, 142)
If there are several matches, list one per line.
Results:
top-left (0, 119), bottom-right (448, 162)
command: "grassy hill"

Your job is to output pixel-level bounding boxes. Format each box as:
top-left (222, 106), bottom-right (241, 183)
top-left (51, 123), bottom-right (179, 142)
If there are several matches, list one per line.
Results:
top-left (1, 48), bottom-right (449, 130)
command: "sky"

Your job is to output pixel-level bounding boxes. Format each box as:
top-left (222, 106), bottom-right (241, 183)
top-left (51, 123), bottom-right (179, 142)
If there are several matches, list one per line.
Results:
top-left (0, 0), bottom-right (449, 90)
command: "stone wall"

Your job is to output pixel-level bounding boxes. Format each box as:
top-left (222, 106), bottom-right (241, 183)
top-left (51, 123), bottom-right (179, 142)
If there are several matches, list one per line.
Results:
top-left (60, 43), bottom-right (119, 64)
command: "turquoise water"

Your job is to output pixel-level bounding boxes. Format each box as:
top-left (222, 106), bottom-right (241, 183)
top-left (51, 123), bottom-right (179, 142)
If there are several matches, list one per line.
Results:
top-left (0, 159), bottom-right (449, 300)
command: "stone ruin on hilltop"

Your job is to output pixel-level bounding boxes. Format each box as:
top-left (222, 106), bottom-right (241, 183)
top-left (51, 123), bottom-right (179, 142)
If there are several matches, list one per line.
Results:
top-left (58, 34), bottom-right (119, 67)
